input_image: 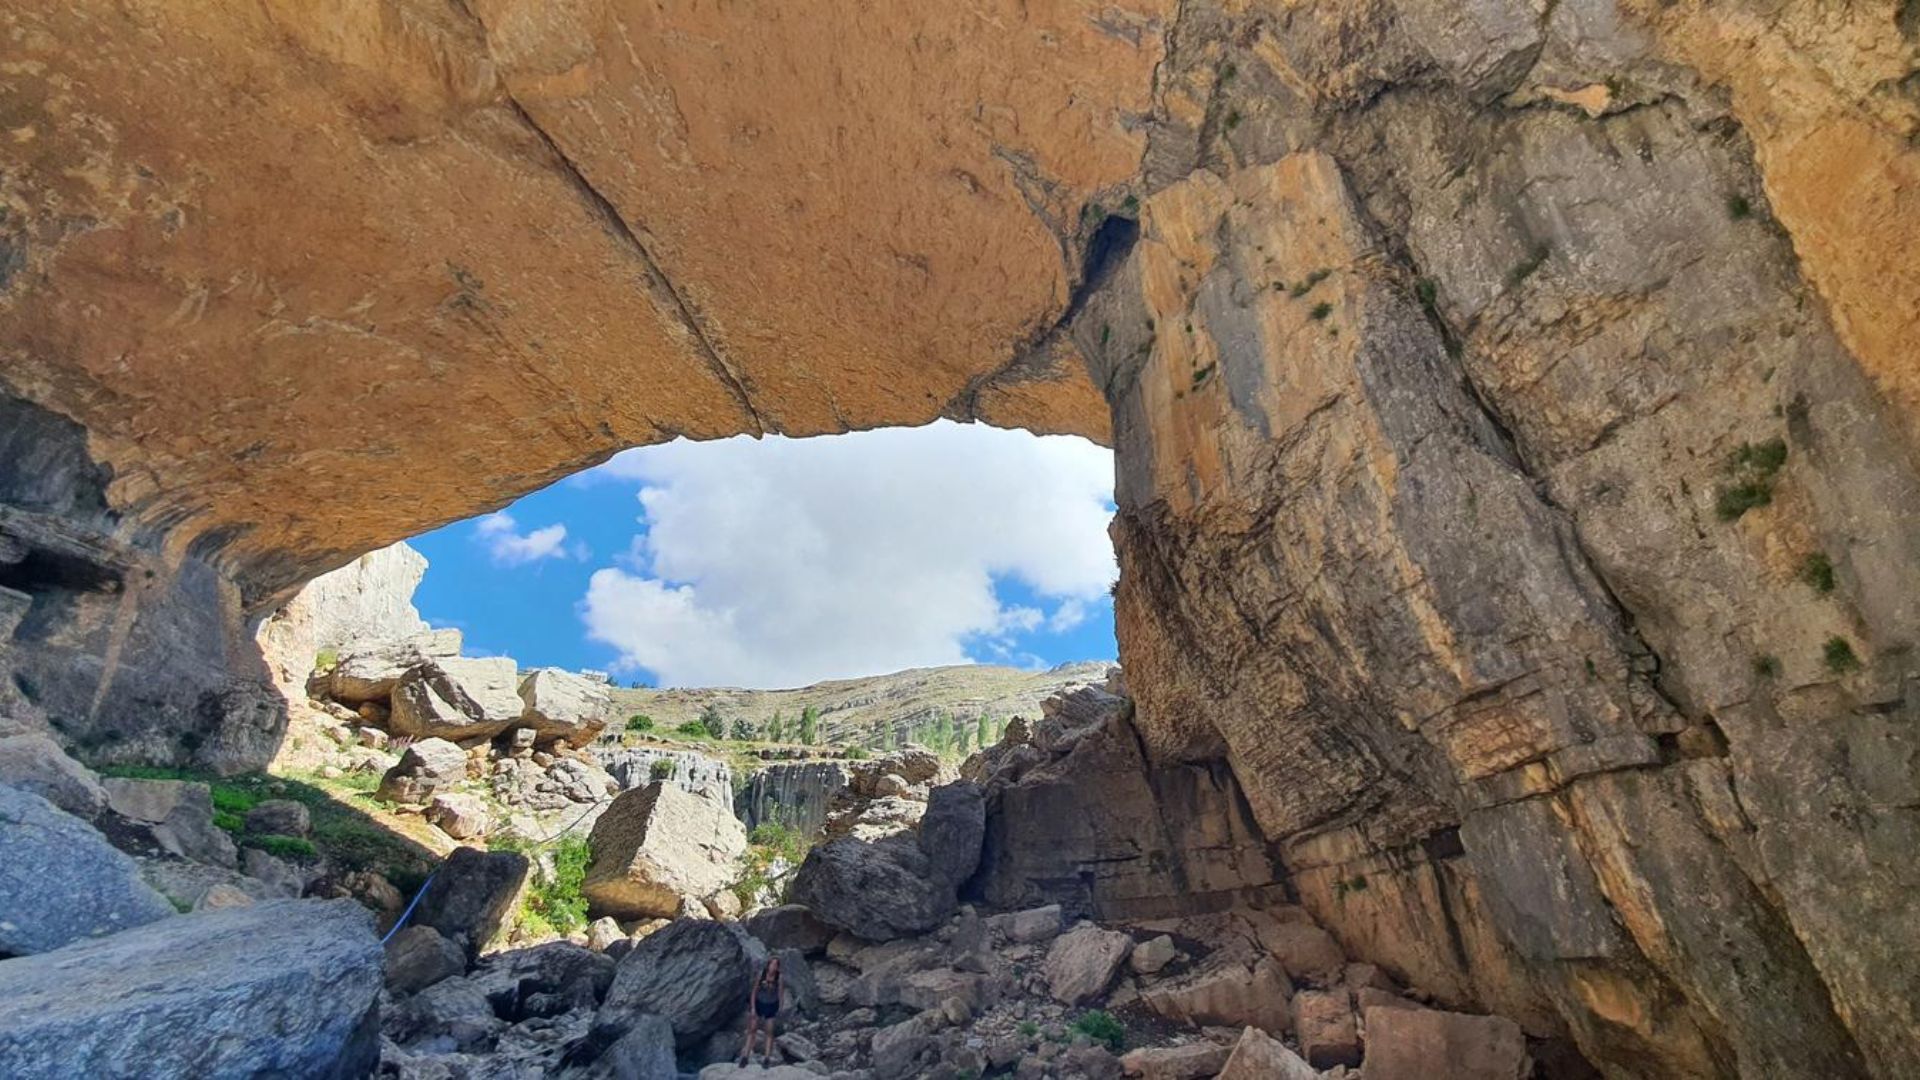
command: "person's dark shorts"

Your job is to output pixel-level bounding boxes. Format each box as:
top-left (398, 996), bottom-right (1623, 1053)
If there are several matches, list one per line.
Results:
top-left (754, 997), bottom-right (779, 1019)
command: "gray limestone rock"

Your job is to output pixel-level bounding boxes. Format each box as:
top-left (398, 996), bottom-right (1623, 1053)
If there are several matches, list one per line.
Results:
top-left (598, 918), bottom-right (764, 1050)
top-left (518, 667), bottom-right (612, 745)
top-left (0, 732), bottom-right (105, 818)
top-left (0, 898), bottom-right (380, 1077)
top-left (0, 783), bottom-right (175, 955)
top-left (388, 655), bottom-right (526, 742)
top-left (101, 776), bottom-right (238, 869)
top-left (582, 781), bottom-right (748, 920)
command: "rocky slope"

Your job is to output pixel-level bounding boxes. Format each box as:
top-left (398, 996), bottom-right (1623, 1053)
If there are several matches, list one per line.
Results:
top-left (611, 662), bottom-right (1113, 748)
top-left (3, 4), bottom-right (1918, 1077)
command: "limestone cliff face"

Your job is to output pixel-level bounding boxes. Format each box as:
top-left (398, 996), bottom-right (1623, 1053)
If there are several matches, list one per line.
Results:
top-left (2, 3), bottom-right (1917, 1076)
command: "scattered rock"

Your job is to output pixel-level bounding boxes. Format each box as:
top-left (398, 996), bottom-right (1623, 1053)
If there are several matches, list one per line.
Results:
top-left (376, 737), bottom-right (470, 804)
top-left (0, 783), bottom-right (175, 954)
top-left (414, 847), bottom-right (531, 958)
top-left (598, 918), bottom-right (764, 1050)
top-left (1293, 988), bottom-right (1361, 1069)
top-left (1119, 1042), bottom-right (1231, 1079)
top-left (743, 904), bottom-right (836, 955)
top-left (387, 656), bottom-right (525, 741)
top-left (242, 846), bottom-right (307, 897)
top-left (426, 791), bottom-right (491, 840)
top-left (1260, 921), bottom-right (1347, 987)
top-left (1360, 1006), bottom-right (1529, 1080)
top-left (1129, 934), bottom-right (1177, 975)
top-left (0, 899), bottom-right (381, 1077)
top-left (101, 776), bottom-right (238, 868)
top-left (385, 924), bottom-right (468, 994)
top-left (1216, 1025), bottom-right (1317, 1080)
top-left (998, 903), bottom-right (1064, 944)
top-left (870, 1013), bottom-right (935, 1079)
top-left (587, 916), bottom-right (626, 952)
top-left (0, 732), bottom-right (106, 818)
top-left (582, 781), bottom-right (748, 919)
top-left (587, 1013), bottom-right (677, 1080)
top-left (518, 668), bottom-right (612, 745)
top-left (325, 630), bottom-right (463, 703)
top-left (1045, 924), bottom-right (1134, 1005)
top-left (196, 883), bottom-right (255, 910)
top-left (1140, 954), bottom-right (1292, 1034)
top-left (245, 798), bottom-right (310, 837)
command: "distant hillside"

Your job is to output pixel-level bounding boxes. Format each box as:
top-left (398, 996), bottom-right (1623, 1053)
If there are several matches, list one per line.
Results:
top-left (608, 661), bottom-right (1112, 748)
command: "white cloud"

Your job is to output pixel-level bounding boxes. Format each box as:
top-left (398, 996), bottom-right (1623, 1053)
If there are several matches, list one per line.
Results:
top-left (474, 512), bottom-right (572, 567)
top-left (579, 421), bottom-right (1116, 688)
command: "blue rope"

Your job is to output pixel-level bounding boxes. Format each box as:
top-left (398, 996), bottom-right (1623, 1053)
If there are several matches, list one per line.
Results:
top-left (380, 868), bottom-right (439, 945)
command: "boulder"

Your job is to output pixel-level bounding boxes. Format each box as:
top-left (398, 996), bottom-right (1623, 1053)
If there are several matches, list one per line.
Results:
top-left (997, 903), bottom-right (1063, 944)
top-left (0, 899), bottom-right (381, 1077)
top-left (870, 1013), bottom-right (935, 1079)
top-left (0, 784), bottom-right (175, 954)
top-left (1045, 924), bottom-right (1134, 1005)
top-left (1216, 1026), bottom-right (1317, 1080)
top-left (325, 629), bottom-right (463, 703)
top-left (1293, 988), bottom-right (1361, 1069)
top-left (518, 667), bottom-right (612, 744)
top-left (582, 782), bottom-right (749, 919)
top-left (1261, 920), bottom-right (1347, 986)
top-left (789, 833), bottom-right (952, 941)
top-left (413, 846), bottom-right (531, 958)
top-left (589, 1013), bottom-right (677, 1080)
top-left (100, 776), bottom-right (238, 868)
top-left (0, 732), bottom-right (106, 818)
top-left (469, 939), bottom-right (615, 1012)
top-left (1118, 1042), bottom-right (1230, 1079)
top-left (1140, 954), bottom-right (1292, 1034)
top-left (1032, 685), bottom-right (1127, 754)
top-left (1360, 1006), bottom-right (1529, 1080)
top-left (587, 916), bottom-right (626, 952)
top-left (376, 737), bottom-right (469, 804)
top-left (1129, 934), bottom-right (1177, 975)
top-left (384, 924), bottom-right (468, 994)
top-left (241, 847), bottom-right (307, 897)
top-left (245, 798), bottom-right (310, 837)
top-left (917, 780), bottom-right (986, 890)
top-left (387, 655), bottom-right (526, 741)
top-left (598, 918), bottom-right (764, 1050)
top-left (427, 791), bottom-right (492, 840)
top-left (743, 904), bottom-right (836, 955)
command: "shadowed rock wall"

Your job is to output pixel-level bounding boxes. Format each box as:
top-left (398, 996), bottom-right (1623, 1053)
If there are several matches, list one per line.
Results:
top-left (2, 2), bottom-right (1918, 1075)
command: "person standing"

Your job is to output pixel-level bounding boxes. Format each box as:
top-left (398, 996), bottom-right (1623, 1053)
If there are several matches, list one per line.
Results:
top-left (737, 955), bottom-right (785, 1065)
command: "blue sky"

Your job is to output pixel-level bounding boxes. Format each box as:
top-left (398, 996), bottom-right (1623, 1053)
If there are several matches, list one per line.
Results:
top-left (409, 422), bottom-right (1118, 689)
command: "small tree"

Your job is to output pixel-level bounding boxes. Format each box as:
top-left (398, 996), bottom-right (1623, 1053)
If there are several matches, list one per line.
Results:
top-left (934, 712), bottom-right (953, 754)
top-left (625, 714), bottom-right (654, 733)
top-left (955, 726), bottom-right (972, 755)
top-left (798, 705), bottom-right (819, 746)
top-left (649, 758), bottom-right (678, 781)
top-left (699, 704), bottom-right (727, 740)
top-left (768, 711), bottom-right (786, 743)
top-left (730, 715), bottom-right (759, 741)
top-left (674, 719), bottom-right (711, 739)
top-left (976, 712), bottom-right (991, 748)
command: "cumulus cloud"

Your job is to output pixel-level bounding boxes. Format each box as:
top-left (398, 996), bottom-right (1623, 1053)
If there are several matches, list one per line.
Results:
top-left (474, 512), bottom-right (573, 567)
top-left (579, 421), bottom-right (1116, 688)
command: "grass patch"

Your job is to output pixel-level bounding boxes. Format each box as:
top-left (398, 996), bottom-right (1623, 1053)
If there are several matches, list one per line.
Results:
top-left (1714, 437), bottom-right (1788, 522)
top-left (245, 834), bottom-right (318, 861)
top-left (1018, 1020), bottom-right (1040, 1039)
top-left (1071, 1010), bottom-right (1126, 1053)
top-left (1752, 654), bottom-right (1781, 679)
top-left (1289, 268), bottom-right (1331, 298)
top-left (1823, 636), bottom-right (1861, 675)
top-left (493, 834), bottom-right (591, 937)
top-left (1309, 302), bottom-right (1334, 321)
top-left (1798, 552), bottom-right (1835, 593)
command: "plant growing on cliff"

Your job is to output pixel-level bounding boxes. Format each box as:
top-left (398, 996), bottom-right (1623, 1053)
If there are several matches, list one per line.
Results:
top-left (496, 834), bottom-right (590, 937)
top-left (1309, 302), bottom-right (1333, 321)
top-left (649, 758), bottom-right (678, 782)
top-left (625, 714), bottom-right (654, 732)
top-left (1714, 437), bottom-right (1788, 521)
top-left (1823, 636), bottom-right (1862, 675)
top-left (1727, 194), bottom-right (1753, 220)
top-left (1799, 552), bottom-right (1836, 593)
top-left (312, 647), bottom-right (340, 674)
top-left (1752, 654), bottom-right (1781, 678)
top-left (1071, 1010), bottom-right (1126, 1052)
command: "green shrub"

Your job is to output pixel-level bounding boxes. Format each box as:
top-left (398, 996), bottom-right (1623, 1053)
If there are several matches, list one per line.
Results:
top-left (1018, 1020), bottom-right (1040, 1039)
top-left (1727, 194), bottom-right (1753, 220)
top-left (1752, 654), bottom-right (1781, 678)
top-left (1309, 302), bottom-right (1333, 321)
top-left (673, 720), bottom-right (710, 738)
top-left (1071, 1010), bottom-right (1125, 1052)
top-left (625, 715), bottom-right (655, 732)
top-left (844, 745), bottom-right (869, 761)
top-left (1823, 636), bottom-right (1861, 675)
top-left (1715, 437), bottom-right (1788, 521)
top-left (1289, 268), bottom-right (1331, 298)
top-left (246, 834), bottom-right (317, 860)
top-left (649, 758), bottom-right (678, 781)
top-left (496, 835), bottom-right (591, 937)
top-left (313, 647), bottom-right (340, 674)
top-left (1798, 552), bottom-right (1835, 593)
top-left (213, 810), bottom-right (246, 834)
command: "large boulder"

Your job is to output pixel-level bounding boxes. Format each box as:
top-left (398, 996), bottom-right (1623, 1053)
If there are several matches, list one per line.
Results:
top-left (742, 904), bottom-right (836, 956)
top-left (413, 846), bottom-right (531, 958)
top-left (427, 791), bottom-right (491, 840)
top-left (1140, 954), bottom-right (1293, 1034)
top-left (325, 629), bottom-right (463, 703)
top-left (1044, 923), bottom-right (1134, 1005)
top-left (582, 782), bottom-right (748, 919)
top-left (597, 918), bottom-right (764, 1050)
top-left (376, 736), bottom-right (469, 804)
top-left (245, 798), bottom-right (310, 837)
top-left (1118, 1042), bottom-right (1230, 1080)
top-left (1216, 1026), bottom-right (1317, 1080)
top-left (1360, 1006), bottom-right (1530, 1080)
top-left (0, 899), bottom-right (381, 1077)
top-left (789, 779), bottom-right (985, 942)
top-left (384, 924), bottom-right (468, 995)
top-left (518, 667), bottom-right (612, 744)
top-left (0, 784), bottom-right (175, 955)
top-left (101, 776), bottom-right (238, 869)
top-left (1293, 989), bottom-right (1361, 1069)
top-left (387, 655), bottom-right (525, 741)
top-left (0, 732), bottom-right (106, 818)
top-left (588, 1013), bottom-right (677, 1080)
